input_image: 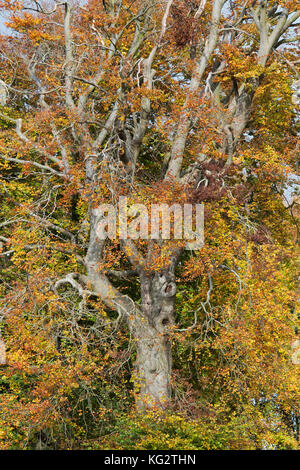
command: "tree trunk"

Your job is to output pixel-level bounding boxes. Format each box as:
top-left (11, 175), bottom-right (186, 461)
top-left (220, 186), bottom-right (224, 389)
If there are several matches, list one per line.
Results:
top-left (0, 338), bottom-right (6, 365)
top-left (133, 269), bottom-right (176, 410)
top-left (134, 320), bottom-right (172, 410)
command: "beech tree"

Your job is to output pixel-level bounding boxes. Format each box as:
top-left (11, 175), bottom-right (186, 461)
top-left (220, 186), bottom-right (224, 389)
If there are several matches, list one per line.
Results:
top-left (0, 0), bottom-right (299, 431)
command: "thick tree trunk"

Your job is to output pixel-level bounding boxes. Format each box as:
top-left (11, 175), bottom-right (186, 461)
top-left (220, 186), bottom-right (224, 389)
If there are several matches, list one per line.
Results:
top-left (133, 269), bottom-right (176, 410)
top-left (134, 320), bottom-right (172, 410)
top-left (0, 338), bottom-right (6, 365)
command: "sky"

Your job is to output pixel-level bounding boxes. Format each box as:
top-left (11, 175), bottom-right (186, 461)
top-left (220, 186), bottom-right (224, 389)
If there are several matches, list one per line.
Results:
top-left (0, 13), bottom-right (8, 34)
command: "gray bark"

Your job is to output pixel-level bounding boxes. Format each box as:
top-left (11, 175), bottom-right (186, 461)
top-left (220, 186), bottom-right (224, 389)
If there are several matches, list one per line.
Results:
top-left (0, 338), bottom-right (6, 365)
top-left (134, 267), bottom-right (177, 409)
top-left (134, 317), bottom-right (173, 410)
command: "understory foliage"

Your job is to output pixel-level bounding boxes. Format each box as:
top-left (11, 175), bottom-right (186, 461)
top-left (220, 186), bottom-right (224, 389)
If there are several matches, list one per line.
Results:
top-left (0, 0), bottom-right (299, 449)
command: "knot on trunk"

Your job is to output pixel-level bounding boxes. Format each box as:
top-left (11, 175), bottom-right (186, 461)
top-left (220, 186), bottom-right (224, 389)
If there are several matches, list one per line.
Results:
top-left (157, 273), bottom-right (176, 298)
top-left (161, 281), bottom-right (176, 298)
top-left (153, 309), bottom-right (174, 332)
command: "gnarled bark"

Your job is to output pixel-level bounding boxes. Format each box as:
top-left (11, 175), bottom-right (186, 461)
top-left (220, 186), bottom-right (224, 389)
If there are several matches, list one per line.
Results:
top-left (133, 268), bottom-right (177, 410)
top-left (134, 317), bottom-right (173, 410)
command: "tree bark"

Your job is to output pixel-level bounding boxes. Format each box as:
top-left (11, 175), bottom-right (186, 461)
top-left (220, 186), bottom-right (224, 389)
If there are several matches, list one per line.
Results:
top-left (134, 317), bottom-right (173, 411)
top-left (133, 268), bottom-right (177, 410)
top-left (0, 338), bottom-right (6, 365)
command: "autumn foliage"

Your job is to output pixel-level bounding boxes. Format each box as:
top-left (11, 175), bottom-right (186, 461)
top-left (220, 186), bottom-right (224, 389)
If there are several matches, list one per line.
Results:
top-left (0, 0), bottom-right (299, 450)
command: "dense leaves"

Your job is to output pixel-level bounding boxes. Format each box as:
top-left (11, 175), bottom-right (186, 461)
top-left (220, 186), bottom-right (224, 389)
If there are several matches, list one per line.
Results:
top-left (0, 0), bottom-right (299, 449)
